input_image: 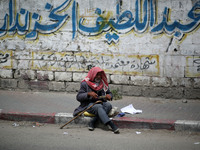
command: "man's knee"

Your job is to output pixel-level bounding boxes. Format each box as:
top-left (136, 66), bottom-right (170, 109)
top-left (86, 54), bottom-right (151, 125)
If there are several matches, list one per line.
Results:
top-left (93, 104), bottom-right (103, 110)
top-left (104, 102), bottom-right (112, 109)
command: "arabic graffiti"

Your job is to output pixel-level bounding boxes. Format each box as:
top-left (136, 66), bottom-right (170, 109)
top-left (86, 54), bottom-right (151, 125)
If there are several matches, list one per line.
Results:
top-left (0, 0), bottom-right (71, 39)
top-left (31, 52), bottom-right (159, 75)
top-left (151, 1), bottom-right (200, 39)
top-left (0, 51), bottom-right (13, 69)
top-left (78, 0), bottom-right (200, 43)
top-left (194, 59), bottom-right (200, 72)
top-left (186, 56), bottom-right (200, 77)
top-left (0, 0), bottom-right (200, 43)
top-left (0, 53), bottom-right (9, 63)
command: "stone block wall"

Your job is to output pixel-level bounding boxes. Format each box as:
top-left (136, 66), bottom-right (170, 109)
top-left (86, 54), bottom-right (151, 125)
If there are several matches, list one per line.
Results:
top-left (0, 0), bottom-right (200, 99)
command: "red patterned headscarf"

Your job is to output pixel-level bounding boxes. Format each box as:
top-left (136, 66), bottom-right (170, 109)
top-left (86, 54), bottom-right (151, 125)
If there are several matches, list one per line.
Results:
top-left (82, 67), bottom-right (108, 92)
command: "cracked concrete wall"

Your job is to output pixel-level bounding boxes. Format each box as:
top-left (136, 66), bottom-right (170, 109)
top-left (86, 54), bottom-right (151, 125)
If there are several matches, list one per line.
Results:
top-left (0, 0), bottom-right (200, 99)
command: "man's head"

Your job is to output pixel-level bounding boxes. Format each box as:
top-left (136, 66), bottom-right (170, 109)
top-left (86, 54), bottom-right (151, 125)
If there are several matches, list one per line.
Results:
top-left (94, 72), bottom-right (102, 83)
top-left (83, 66), bottom-right (109, 91)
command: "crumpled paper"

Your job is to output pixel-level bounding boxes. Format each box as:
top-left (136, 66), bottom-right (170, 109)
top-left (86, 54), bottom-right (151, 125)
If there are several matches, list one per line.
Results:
top-left (120, 104), bottom-right (142, 114)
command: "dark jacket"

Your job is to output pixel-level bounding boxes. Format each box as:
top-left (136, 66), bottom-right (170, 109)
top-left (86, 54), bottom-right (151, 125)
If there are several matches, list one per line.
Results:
top-left (73, 81), bottom-right (113, 116)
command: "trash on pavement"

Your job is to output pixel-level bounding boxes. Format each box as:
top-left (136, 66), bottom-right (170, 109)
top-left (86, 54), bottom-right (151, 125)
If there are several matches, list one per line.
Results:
top-left (136, 131), bottom-right (141, 135)
top-left (108, 107), bottom-right (118, 117)
top-left (116, 112), bottom-right (125, 117)
top-left (182, 99), bottom-right (188, 103)
top-left (32, 122), bottom-right (43, 127)
top-left (12, 123), bottom-right (19, 127)
top-left (121, 104), bottom-right (142, 114)
top-left (35, 122), bottom-right (43, 127)
top-left (63, 132), bottom-right (68, 135)
top-left (194, 142), bottom-right (200, 145)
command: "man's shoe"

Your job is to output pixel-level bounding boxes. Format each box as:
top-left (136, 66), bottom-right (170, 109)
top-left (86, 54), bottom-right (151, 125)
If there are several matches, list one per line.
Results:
top-left (88, 117), bottom-right (98, 131)
top-left (88, 121), bottom-right (95, 131)
top-left (107, 121), bottom-right (120, 134)
top-left (113, 128), bottom-right (120, 134)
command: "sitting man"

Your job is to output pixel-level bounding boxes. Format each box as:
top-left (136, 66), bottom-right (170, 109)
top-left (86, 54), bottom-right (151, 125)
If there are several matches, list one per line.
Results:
top-left (73, 67), bottom-right (119, 134)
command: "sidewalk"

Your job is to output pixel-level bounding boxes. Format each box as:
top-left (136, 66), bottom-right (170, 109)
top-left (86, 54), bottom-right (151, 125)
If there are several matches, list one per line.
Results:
top-left (0, 90), bottom-right (200, 132)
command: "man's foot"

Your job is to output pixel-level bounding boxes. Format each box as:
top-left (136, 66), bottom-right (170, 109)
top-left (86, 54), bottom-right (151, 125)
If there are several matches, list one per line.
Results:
top-left (107, 121), bottom-right (120, 134)
top-left (88, 121), bottom-right (95, 131)
top-left (88, 117), bottom-right (98, 131)
top-left (113, 128), bottom-right (120, 134)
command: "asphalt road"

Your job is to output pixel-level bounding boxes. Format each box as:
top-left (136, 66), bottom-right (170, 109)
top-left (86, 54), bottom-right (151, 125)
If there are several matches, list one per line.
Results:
top-left (0, 120), bottom-right (200, 150)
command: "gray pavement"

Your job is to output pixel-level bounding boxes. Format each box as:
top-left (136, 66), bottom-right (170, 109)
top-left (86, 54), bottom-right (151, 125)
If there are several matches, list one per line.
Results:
top-left (0, 90), bottom-right (200, 121)
top-left (0, 90), bottom-right (200, 132)
top-left (0, 90), bottom-right (78, 113)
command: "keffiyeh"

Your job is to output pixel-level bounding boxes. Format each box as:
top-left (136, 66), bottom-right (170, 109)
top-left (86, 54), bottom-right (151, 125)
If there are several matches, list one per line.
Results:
top-left (82, 67), bottom-right (108, 92)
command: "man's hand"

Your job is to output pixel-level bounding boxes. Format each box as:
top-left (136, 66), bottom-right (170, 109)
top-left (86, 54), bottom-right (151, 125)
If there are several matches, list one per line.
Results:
top-left (88, 92), bottom-right (98, 99)
top-left (105, 94), bottom-right (112, 101)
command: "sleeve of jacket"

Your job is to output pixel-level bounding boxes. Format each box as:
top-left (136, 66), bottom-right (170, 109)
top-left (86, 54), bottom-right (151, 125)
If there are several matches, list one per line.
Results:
top-left (106, 88), bottom-right (113, 100)
top-left (76, 81), bottom-right (90, 102)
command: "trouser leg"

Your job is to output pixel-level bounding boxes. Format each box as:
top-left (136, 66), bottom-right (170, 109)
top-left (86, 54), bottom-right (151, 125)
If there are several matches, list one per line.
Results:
top-left (88, 116), bottom-right (98, 130)
top-left (102, 102), bottom-right (112, 114)
top-left (87, 103), bottom-right (111, 125)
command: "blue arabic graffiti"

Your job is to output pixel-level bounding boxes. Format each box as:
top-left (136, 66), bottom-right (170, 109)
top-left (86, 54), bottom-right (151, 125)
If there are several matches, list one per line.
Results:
top-left (0, 0), bottom-right (200, 44)
top-left (78, 0), bottom-right (200, 42)
top-left (151, 2), bottom-right (200, 38)
top-left (26, 0), bottom-right (71, 39)
top-left (0, 0), bottom-right (71, 39)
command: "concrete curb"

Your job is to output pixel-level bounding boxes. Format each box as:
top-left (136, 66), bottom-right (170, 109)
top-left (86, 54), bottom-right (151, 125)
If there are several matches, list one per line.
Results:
top-left (175, 120), bottom-right (200, 132)
top-left (112, 117), bottom-right (175, 130)
top-left (0, 110), bottom-right (200, 132)
top-left (0, 110), bottom-right (56, 124)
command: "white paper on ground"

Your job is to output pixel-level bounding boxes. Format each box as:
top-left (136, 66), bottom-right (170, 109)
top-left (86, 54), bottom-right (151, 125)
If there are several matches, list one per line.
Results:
top-left (194, 142), bottom-right (200, 145)
top-left (120, 104), bottom-right (142, 114)
top-left (136, 131), bottom-right (141, 134)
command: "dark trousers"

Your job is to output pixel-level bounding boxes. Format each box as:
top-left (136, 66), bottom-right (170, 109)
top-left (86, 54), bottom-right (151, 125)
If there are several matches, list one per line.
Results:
top-left (87, 102), bottom-right (112, 124)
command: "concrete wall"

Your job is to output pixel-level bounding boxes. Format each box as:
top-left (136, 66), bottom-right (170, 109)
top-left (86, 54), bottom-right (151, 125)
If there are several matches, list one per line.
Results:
top-left (0, 0), bottom-right (200, 99)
